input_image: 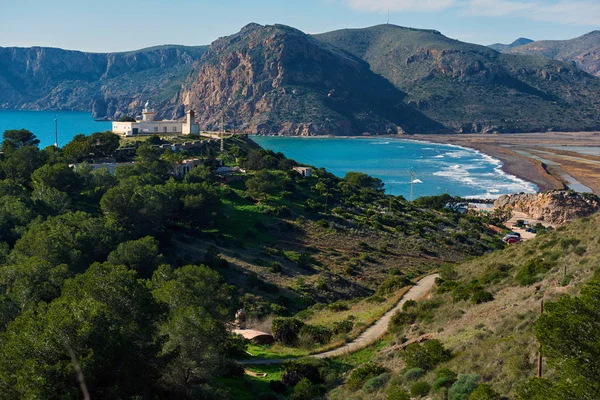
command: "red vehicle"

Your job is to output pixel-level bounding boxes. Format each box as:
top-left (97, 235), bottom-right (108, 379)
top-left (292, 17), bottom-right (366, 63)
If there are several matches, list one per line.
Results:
top-left (506, 237), bottom-right (520, 245)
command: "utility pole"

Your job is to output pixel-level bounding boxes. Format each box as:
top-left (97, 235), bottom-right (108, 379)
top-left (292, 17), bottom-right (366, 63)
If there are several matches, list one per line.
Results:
top-left (537, 300), bottom-right (544, 378)
top-left (54, 114), bottom-right (58, 147)
top-left (409, 171), bottom-right (415, 202)
top-left (389, 184), bottom-right (393, 211)
top-left (387, 8), bottom-right (390, 24)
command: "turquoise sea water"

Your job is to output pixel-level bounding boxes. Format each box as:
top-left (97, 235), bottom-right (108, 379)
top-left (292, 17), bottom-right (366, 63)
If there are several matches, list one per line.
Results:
top-left (252, 136), bottom-right (538, 199)
top-left (0, 110), bottom-right (111, 148)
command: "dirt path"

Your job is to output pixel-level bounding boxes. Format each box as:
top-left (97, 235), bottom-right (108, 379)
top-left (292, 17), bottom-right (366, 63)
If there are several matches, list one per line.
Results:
top-left (240, 273), bottom-right (439, 365)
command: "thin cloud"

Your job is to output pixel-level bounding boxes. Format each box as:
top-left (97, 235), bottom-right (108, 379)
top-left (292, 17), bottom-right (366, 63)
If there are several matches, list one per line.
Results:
top-left (344, 0), bottom-right (456, 12)
top-left (343, 0), bottom-right (600, 25)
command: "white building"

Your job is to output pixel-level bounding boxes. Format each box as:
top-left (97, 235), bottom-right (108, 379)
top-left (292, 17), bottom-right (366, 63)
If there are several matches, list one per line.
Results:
top-left (112, 101), bottom-right (199, 136)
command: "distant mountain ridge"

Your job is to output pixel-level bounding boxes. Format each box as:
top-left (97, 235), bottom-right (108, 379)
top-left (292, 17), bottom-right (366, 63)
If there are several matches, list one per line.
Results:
top-left (505, 31), bottom-right (600, 77)
top-left (0, 45), bottom-right (208, 119)
top-left (488, 38), bottom-right (534, 52)
top-left (2, 24), bottom-right (600, 134)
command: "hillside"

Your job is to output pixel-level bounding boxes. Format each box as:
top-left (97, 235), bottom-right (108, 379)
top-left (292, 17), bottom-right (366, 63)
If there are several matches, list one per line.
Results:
top-left (170, 23), bottom-right (444, 135)
top-left (507, 31), bottom-right (600, 77)
top-left (0, 126), bottom-right (509, 399)
top-left (0, 45), bottom-right (208, 119)
top-left (326, 210), bottom-right (600, 400)
top-left (314, 24), bottom-right (600, 133)
top-left (488, 38), bottom-right (534, 52)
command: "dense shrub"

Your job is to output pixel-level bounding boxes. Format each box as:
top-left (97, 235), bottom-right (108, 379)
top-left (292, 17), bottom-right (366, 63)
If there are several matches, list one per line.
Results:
top-left (299, 324), bottom-right (332, 345)
top-left (410, 381), bottom-right (431, 398)
top-left (448, 374), bottom-right (481, 400)
top-left (433, 368), bottom-right (457, 391)
top-left (471, 290), bottom-right (494, 304)
top-left (402, 340), bottom-right (452, 370)
top-left (385, 385), bottom-right (410, 400)
top-left (390, 311), bottom-right (417, 331)
top-left (346, 363), bottom-right (388, 391)
top-left (328, 300), bottom-right (349, 311)
top-left (402, 299), bottom-right (418, 310)
top-left (332, 318), bottom-right (354, 335)
top-left (468, 384), bottom-right (501, 400)
top-left (291, 378), bottom-right (325, 400)
top-left (362, 372), bottom-right (391, 393)
top-left (377, 275), bottom-right (412, 296)
top-left (515, 258), bottom-right (552, 286)
top-left (282, 358), bottom-right (326, 386)
top-left (404, 367), bottom-right (426, 380)
top-left (272, 317), bottom-right (305, 346)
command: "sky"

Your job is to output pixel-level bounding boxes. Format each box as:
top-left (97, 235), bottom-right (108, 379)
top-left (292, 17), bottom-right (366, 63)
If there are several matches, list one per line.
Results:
top-left (0, 0), bottom-right (598, 52)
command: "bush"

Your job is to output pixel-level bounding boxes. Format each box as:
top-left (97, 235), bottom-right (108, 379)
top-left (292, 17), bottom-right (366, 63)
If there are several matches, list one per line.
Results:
top-left (346, 363), bottom-right (388, 391)
top-left (269, 380), bottom-right (287, 394)
top-left (291, 378), bottom-right (325, 400)
top-left (515, 258), bottom-right (552, 286)
top-left (440, 264), bottom-right (459, 280)
top-left (377, 275), bottom-right (412, 296)
top-left (410, 381), bottom-right (431, 398)
top-left (269, 262), bottom-right (282, 273)
top-left (297, 252), bottom-right (314, 269)
top-left (282, 358), bottom-right (326, 386)
top-left (272, 317), bottom-right (305, 346)
top-left (448, 374), bottom-right (481, 400)
top-left (390, 311), bottom-right (417, 332)
top-left (468, 384), bottom-right (501, 400)
top-left (385, 385), bottom-right (410, 400)
top-left (332, 318), bottom-right (354, 335)
top-left (471, 290), bottom-right (494, 304)
top-left (433, 368), bottom-right (457, 390)
top-left (404, 367), bottom-right (425, 380)
top-left (328, 301), bottom-right (349, 311)
top-left (402, 340), bottom-right (452, 370)
top-left (362, 372), bottom-right (391, 393)
top-left (402, 299), bottom-right (418, 310)
top-left (299, 324), bottom-right (332, 345)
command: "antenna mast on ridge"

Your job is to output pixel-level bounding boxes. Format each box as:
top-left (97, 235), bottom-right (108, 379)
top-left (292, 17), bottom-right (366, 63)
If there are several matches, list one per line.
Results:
top-left (220, 115), bottom-right (224, 152)
top-left (387, 8), bottom-right (390, 24)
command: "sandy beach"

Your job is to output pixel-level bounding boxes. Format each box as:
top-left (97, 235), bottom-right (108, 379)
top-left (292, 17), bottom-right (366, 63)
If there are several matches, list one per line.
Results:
top-left (410, 132), bottom-right (600, 195)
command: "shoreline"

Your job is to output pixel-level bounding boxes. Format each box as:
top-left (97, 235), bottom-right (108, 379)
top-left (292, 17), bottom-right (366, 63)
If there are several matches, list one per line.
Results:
top-left (408, 135), bottom-right (563, 193)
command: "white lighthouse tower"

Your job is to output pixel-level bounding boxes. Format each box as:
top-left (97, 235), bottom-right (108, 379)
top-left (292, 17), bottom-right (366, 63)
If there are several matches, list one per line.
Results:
top-left (142, 100), bottom-right (156, 122)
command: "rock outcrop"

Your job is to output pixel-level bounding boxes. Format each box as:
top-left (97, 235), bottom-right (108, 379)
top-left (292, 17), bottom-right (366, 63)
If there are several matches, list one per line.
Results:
top-left (494, 190), bottom-right (600, 225)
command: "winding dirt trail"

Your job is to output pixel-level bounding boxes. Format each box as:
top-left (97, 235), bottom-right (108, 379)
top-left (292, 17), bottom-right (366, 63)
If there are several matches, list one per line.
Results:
top-left (240, 273), bottom-right (439, 365)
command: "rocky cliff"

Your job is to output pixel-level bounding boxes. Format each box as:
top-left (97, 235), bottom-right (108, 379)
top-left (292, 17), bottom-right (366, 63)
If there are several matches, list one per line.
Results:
top-left (0, 45), bottom-right (207, 120)
top-left (494, 190), bottom-right (600, 225)
top-left (170, 24), bottom-right (443, 135)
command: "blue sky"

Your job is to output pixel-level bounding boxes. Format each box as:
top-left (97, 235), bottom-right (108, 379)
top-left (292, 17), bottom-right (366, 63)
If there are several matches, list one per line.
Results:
top-left (0, 0), bottom-right (598, 52)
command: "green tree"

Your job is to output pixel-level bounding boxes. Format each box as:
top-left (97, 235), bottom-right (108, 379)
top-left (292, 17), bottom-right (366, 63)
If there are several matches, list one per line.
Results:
top-left (1, 129), bottom-right (39, 153)
top-left (1, 145), bottom-right (46, 185)
top-left (107, 236), bottom-right (164, 278)
top-left (246, 169), bottom-right (281, 200)
top-left (344, 171), bottom-right (384, 191)
top-left (518, 280), bottom-right (600, 400)
top-left (0, 263), bottom-right (163, 400)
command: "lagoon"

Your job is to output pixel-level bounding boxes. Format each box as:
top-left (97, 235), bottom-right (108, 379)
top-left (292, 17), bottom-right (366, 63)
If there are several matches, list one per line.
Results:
top-left (0, 110), bottom-right (111, 148)
top-left (252, 136), bottom-right (537, 199)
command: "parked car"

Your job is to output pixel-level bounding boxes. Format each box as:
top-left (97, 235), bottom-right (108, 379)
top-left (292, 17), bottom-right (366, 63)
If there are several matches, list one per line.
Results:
top-left (506, 237), bottom-right (520, 244)
top-left (526, 227), bottom-right (537, 233)
top-left (508, 232), bottom-right (521, 238)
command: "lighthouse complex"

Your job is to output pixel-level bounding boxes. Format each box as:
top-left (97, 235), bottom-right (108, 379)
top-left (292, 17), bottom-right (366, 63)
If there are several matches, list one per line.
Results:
top-left (111, 101), bottom-right (200, 137)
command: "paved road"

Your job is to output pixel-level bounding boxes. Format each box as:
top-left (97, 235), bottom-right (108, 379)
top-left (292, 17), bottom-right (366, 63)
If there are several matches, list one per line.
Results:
top-left (240, 273), bottom-right (440, 365)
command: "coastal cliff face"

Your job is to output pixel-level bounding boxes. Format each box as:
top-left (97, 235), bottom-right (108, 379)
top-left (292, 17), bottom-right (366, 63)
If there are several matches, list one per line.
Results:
top-left (171, 24), bottom-right (442, 135)
top-left (0, 45), bottom-right (207, 120)
top-left (495, 190), bottom-right (600, 225)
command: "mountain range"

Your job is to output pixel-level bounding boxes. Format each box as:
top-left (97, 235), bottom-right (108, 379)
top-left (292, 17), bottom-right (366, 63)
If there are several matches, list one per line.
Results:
top-left (1, 25), bottom-right (600, 135)
top-left (493, 31), bottom-right (600, 78)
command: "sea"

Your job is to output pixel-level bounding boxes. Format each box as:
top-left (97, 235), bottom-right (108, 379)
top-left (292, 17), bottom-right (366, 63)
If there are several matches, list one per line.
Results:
top-left (0, 111), bottom-right (537, 199)
top-left (252, 136), bottom-right (538, 199)
top-left (0, 110), bottom-right (111, 148)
